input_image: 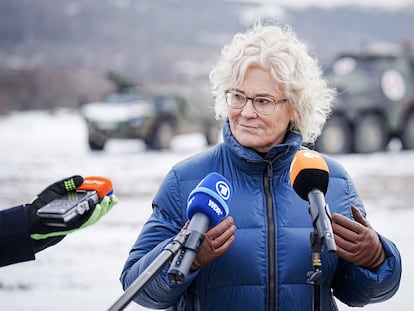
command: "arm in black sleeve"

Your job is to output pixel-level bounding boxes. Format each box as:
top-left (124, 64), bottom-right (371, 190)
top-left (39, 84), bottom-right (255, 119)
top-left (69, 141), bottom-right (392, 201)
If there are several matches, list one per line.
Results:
top-left (0, 205), bottom-right (64, 267)
top-left (0, 205), bottom-right (35, 267)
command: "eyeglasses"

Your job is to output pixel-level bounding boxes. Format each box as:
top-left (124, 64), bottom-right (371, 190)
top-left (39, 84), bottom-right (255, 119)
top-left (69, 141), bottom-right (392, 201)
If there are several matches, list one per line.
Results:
top-left (225, 90), bottom-right (289, 115)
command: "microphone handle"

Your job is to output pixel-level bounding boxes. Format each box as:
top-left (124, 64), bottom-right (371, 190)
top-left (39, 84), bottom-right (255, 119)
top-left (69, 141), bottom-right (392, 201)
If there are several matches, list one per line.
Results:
top-left (167, 213), bottom-right (210, 284)
top-left (307, 189), bottom-right (336, 252)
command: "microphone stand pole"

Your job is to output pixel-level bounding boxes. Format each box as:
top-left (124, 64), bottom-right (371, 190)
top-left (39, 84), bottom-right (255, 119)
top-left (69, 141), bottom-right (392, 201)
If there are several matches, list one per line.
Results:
top-left (307, 230), bottom-right (322, 311)
top-left (107, 231), bottom-right (188, 311)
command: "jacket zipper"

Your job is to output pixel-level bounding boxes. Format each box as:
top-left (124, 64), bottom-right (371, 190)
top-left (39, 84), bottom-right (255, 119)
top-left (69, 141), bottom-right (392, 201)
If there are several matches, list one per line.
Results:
top-left (264, 161), bottom-right (276, 311)
top-left (248, 147), bottom-right (290, 310)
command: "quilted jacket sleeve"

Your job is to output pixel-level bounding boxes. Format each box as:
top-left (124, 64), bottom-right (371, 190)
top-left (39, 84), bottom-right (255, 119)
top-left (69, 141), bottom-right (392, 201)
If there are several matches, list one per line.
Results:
top-left (119, 169), bottom-right (198, 309)
top-left (329, 166), bottom-right (402, 307)
top-left (332, 234), bottom-right (401, 307)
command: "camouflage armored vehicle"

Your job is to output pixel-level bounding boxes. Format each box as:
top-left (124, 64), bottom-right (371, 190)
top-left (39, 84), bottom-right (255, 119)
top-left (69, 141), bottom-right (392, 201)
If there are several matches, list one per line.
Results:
top-left (315, 41), bottom-right (414, 154)
top-left (81, 83), bottom-right (220, 151)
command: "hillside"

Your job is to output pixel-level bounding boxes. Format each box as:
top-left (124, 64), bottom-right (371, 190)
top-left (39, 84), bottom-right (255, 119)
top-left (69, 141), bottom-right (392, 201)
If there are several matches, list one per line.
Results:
top-left (0, 0), bottom-right (413, 111)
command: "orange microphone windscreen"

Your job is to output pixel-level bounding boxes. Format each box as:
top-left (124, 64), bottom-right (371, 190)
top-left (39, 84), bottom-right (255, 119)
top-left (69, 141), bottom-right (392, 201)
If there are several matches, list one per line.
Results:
top-left (77, 176), bottom-right (113, 198)
top-left (289, 150), bottom-right (329, 201)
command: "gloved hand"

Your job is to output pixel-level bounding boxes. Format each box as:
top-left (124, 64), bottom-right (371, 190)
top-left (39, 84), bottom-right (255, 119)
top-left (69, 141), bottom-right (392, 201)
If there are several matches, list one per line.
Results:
top-left (332, 206), bottom-right (386, 271)
top-left (25, 175), bottom-right (118, 240)
top-left (190, 216), bottom-right (236, 272)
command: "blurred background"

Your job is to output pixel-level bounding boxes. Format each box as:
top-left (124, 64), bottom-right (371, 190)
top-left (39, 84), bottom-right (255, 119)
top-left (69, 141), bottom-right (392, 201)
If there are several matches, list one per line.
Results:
top-left (1, 0), bottom-right (413, 113)
top-left (0, 0), bottom-right (413, 310)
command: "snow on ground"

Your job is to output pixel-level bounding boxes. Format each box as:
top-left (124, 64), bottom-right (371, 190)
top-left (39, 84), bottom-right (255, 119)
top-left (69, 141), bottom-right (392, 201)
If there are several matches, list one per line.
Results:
top-left (0, 110), bottom-right (412, 310)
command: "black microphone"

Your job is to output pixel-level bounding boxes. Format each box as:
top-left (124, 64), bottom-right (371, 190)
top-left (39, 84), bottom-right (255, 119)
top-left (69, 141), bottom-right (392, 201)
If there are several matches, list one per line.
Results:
top-left (167, 172), bottom-right (232, 284)
top-left (290, 150), bottom-right (336, 252)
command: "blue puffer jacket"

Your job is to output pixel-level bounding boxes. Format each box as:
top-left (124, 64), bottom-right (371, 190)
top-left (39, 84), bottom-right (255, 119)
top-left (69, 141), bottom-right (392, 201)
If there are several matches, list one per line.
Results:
top-left (120, 121), bottom-right (401, 311)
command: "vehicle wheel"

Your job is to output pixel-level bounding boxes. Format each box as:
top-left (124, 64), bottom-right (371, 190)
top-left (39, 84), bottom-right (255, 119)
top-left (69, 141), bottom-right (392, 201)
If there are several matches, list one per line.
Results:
top-left (314, 115), bottom-right (352, 154)
top-left (147, 120), bottom-right (175, 150)
top-left (353, 114), bottom-right (387, 153)
top-left (401, 111), bottom-right (414, 149)
top-left (88, 134), bottom-right (106, 151)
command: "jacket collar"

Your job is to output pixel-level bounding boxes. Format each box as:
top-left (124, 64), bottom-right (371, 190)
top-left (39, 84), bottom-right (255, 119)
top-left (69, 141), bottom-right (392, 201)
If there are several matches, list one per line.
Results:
top-left (222, 119), bottom-right (302, 174)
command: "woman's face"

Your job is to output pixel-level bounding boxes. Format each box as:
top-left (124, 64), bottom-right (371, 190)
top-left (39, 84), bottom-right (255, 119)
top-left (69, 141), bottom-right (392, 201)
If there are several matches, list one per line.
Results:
top-left (227, 66), bottom-right (294, 153)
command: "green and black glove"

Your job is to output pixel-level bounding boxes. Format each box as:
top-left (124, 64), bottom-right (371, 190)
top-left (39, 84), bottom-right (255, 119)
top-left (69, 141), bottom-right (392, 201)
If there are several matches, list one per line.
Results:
top-left (25, 175), bottom-right (118, 241)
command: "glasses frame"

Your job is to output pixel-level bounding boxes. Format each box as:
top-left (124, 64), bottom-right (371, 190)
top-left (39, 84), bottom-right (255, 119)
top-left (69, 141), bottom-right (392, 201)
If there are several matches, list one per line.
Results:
top-left (224, 90), bottom-right (289, 115)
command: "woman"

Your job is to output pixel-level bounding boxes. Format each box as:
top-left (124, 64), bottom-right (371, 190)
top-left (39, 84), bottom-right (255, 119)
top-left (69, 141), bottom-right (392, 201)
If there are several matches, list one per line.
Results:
top-left (120, 23), bottom-right (401, 310)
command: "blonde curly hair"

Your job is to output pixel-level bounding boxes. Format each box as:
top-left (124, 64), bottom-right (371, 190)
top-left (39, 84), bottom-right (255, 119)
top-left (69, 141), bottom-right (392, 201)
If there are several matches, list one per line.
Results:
top-left (209, 22), bottom-right (335, 144)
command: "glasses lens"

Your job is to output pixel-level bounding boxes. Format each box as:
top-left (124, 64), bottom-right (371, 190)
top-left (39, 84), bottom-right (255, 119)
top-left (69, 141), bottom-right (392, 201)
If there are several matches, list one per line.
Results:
top-left (226, 91), bottom-right (246, 108)
top-left (253, 97), bottom-right (275, 114)
top-left (226, 91), bottom-right (282, 114)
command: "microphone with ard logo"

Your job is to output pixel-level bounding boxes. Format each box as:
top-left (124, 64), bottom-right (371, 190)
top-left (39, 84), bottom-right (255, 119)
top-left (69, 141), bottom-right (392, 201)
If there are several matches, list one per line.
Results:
top-left (167, 172), bottom-right (232, 284)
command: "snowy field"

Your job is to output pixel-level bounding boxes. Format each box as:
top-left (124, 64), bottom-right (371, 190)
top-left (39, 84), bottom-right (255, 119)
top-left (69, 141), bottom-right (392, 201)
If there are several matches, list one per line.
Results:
top-left (0, 110), bottom-right (412, 311)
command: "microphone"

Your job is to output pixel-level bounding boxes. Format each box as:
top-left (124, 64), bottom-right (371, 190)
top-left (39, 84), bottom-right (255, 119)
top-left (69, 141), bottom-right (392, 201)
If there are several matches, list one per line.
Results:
top-left (77, 176), bottom-right (114, 198)
top-left (167, 172), bottom-right (232, 284)
top-left (290, 150), bottom-right (336, 252)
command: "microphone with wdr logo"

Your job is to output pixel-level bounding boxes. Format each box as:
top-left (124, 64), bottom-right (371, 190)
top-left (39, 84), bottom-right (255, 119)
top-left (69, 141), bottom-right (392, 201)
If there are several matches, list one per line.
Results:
top-left (290, 150), bottom-right (336, 252)
top-left (168, 172), bottom-right (232, 284)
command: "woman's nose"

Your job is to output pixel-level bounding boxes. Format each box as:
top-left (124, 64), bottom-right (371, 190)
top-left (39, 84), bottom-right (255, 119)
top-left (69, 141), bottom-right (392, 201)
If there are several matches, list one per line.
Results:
top-left (240, 98), bottom-right (257, 117)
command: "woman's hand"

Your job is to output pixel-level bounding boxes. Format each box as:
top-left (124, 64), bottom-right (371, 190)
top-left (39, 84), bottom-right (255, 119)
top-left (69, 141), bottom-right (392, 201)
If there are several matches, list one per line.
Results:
top-left (190, 216), bottom-right (237, 272)
top-left (332, 206), bottom-right (386, 271)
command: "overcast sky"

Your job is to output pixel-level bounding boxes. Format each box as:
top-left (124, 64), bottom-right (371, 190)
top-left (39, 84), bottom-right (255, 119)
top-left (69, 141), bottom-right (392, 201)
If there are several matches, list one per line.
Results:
top-left (234, 0), bottom-right (414, 10)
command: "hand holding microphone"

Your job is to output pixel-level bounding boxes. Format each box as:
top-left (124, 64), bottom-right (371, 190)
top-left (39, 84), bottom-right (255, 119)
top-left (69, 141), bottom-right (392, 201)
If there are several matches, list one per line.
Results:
top-left (290, 150), bottom-right (336, 252)
top-left (27, 175), bottom-right (118, 240)
top-left (190, 216), bottom-right (236, 272)
top-left (332, 206), bottom-right (386, 271)
top-left (168, 172), bottom-right (234, 284)
top-left (290, 150), bottom-right (385, 270)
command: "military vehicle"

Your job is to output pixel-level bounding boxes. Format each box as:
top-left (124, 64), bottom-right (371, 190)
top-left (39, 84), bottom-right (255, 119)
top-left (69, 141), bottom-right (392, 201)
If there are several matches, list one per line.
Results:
top-left (81, 83), bottom-right (220, 151)
top-left (315, 40), bottom-right (414, 154)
